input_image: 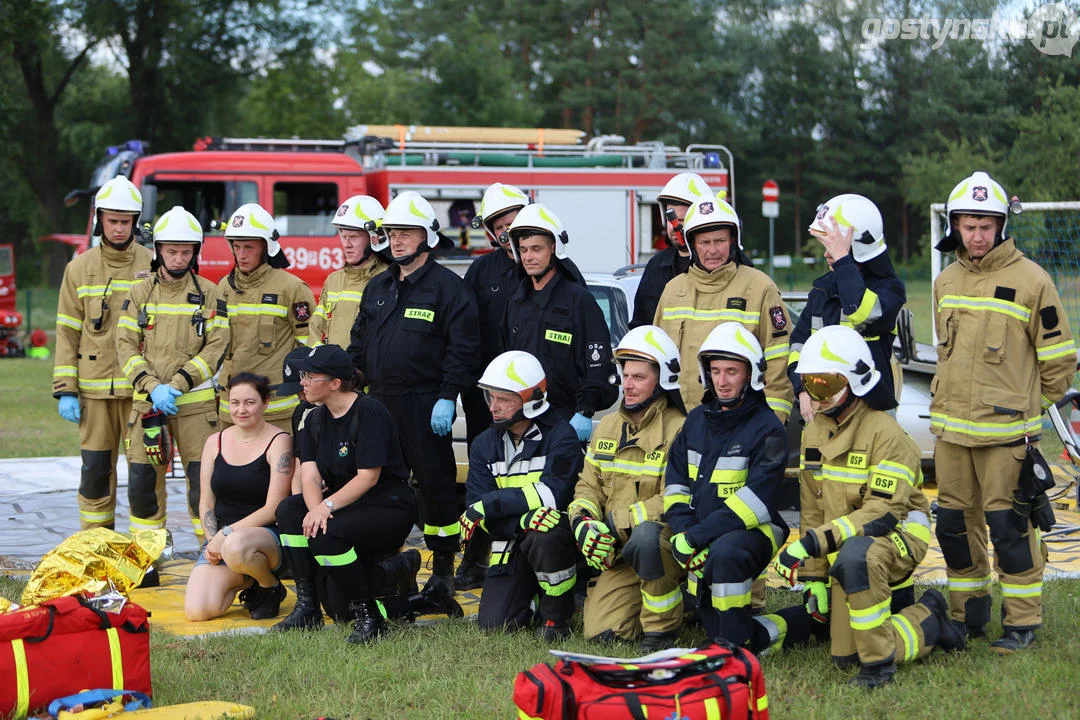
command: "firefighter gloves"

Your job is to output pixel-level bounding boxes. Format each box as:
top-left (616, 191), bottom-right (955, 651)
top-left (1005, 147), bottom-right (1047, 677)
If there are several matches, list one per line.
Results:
top-left (573, 516), bottom-right (615, 570)
top-left (521, 506), bottom-right (560, 533)
top-left (774, 540), bottom-right (809, 587)
top-left (142, 411), bottom-right (171, 466)
top-left (459, 502), bottom-right (485, 545)
top-left (805, 580), bottom-right (829, 622)
top-left (671, 532), bottom-right (706, 573)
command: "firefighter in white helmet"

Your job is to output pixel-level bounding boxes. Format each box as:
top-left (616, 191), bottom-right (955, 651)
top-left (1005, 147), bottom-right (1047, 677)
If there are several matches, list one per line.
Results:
top-left (931, 171), bottom-right (1075, 653)
top-left (309, 195), bottom-right (388, 349)
top-left (569, 325), bottom-right (688, 651)
top-left (662, 322), bottom-right (789, 650)
top-left (348, 191), bottom-right (481, 595)
top-left (116, 206), bottom-right (228, 538)
top-left (459, 350), bottom-right (582, 640)
top-left (630, 173), bottom-right (713, 329)
top-left (776, 325), bottom-right (964, 689)
top-left (789, 193), bottom-right (907, 423)
top-left (502, 204), bottom-right (618, 443)
top-left (653, 196), bottom-right (794, 421)
top-left (54, 174), bottom-right (153, 529)
top-left (216, 202), bottom-right (316, 432)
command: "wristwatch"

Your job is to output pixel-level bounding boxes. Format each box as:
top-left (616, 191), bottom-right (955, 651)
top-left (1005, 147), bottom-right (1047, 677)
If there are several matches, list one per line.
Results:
top-left (324, 499), bottom-right (335, 511)
top-left (220, 525), bottom-right (232, 537)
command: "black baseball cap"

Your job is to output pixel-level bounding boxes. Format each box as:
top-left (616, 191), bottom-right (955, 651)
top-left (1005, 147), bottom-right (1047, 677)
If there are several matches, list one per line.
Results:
top-left (292, 345), bottom-right (355, 382)
top-left (278, 347), bottom-right (310, 395)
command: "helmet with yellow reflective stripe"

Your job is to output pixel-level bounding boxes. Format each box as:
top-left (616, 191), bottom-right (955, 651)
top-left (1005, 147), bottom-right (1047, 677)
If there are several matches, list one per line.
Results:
top-left (225, 202), bottom-right (287, 267)
top-left (683, 195), bottom-right (742, 260)
top-left (698, 321), bottom-right (765, 396)
top-left (658, 173), bottom-right (712, 209)
top-left (478, 350), bottom-right (549, 420)
top-left (95, 175), bottom-right (143, 215)
top-left (794, 325), bottom-right (880, 397)
top-left (809, 194), bottom-right (885, 263)
top-left (507, 203), bottom-right (570, 261)
top-left (332, 195), bottom-right (385, 233)
top-left (614, 325), bottom-right (681, 392)
top-left (377, 191), bottom-right (440, 250)
top-left (151, 205), bottom-right (203, 277)
top-left (938, 171), bottom-right (1010, 252)
top-left (476, 183), bottom-right (530, 246)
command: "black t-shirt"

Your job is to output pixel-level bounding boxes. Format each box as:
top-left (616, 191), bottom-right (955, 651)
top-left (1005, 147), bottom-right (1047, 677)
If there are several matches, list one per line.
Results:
top-left (297, 394), bottom-right (412, 502)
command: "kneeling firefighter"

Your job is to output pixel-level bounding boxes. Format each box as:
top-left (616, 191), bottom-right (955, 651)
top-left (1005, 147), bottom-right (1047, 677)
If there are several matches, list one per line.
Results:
top-left (568, 325), bottom-right (688, 652)
top-left (776, 325), bottom-right (965, 690)
top-left (459, 351), bottom-right (584, 641)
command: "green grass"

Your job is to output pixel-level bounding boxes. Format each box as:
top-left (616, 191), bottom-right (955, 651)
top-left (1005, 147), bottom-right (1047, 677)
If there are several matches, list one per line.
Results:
top-left (2, 578), bottom-right (1079, 719)
top-left (0, 356), bottom-right (80, 458)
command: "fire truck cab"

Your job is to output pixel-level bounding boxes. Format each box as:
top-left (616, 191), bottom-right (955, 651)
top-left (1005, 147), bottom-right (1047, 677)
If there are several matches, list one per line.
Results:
top-left (57, 129), bottom-right (734, 294)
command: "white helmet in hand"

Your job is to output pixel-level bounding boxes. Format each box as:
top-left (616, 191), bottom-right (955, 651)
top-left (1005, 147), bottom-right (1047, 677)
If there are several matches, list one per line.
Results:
top-left (809, 194), bottom-right (886, 263)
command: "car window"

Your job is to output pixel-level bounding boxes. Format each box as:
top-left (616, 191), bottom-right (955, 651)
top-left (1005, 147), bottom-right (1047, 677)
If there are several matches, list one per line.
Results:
top-left (588, 284), bottom-right (630, 346)
top-left (786, 299), bottom-right (806, 327)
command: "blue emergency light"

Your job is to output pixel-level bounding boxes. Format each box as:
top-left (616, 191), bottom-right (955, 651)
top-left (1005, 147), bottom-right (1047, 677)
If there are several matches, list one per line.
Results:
top-left (705, 152), bottom-right (722, 168)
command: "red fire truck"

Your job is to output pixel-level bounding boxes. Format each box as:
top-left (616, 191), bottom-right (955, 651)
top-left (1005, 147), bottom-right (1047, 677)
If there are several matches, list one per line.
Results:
top-left (48, 127), bottom-right (734, 295)
top-left (0, 244), bottom-right (24, 357)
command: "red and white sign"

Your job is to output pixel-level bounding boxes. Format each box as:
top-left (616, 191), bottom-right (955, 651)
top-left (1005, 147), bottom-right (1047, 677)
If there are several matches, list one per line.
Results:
top-left (762, 179), bottom-right (779, 218)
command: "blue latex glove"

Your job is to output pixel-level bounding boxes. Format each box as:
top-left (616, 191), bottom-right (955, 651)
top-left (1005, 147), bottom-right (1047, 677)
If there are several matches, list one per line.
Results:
top-left (150, 384), bottom-right (182, 415)
top-left (431, 398), bottom-right (455, 436)
top-left (570, 412), bottom-right (592, 443)
top-left (58, 396), bottom-right (81, 424)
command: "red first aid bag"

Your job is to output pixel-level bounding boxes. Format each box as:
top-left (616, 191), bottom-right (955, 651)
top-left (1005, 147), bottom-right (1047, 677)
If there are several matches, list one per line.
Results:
top-left (514, 640), bottom-right (768, 720)
top-left (0, 595), bottom-right (151, 719)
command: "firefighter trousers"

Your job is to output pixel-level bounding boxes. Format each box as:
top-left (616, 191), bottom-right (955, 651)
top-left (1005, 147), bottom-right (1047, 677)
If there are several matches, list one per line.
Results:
top-left (583, 521), bottom-right (684, 640)
top-left (934, 440), bottom-right (1044, 632)
top-left (478, 523), bottom-right (577, 631)
top-left (377, 392), bottom-right (460, 555)
top-left (692, 524), bottom-right (787, 648)
top-left (276, 494), bottom-right (416, 601)
top-left (77, 397), bottom-right (132, 530)
top-left (124, 402), bottom-right (219, 533)
top-left (828, 533), bottom-right (937, 667)
top-left (750, 604), bottom-right (831, 654)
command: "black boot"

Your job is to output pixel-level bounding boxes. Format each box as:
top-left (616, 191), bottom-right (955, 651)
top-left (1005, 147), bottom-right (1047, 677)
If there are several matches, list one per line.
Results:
top-left (454, 534), bottom-right (490, 591)
top-left (919, 588), bottom-right (966, 653)
top-left (639, 631), bottom-right (679, 653)
top-left (849, 662), bottom-right (896, 690)
top-left (423, 550), bottom-right (455, 595)
top-left (271, 578), bottom-right (323, 632)
top-left (407, 581), bottom-right (464, 620)
top-left (346, 598), bottom-right (388, 644)
top-left (990, 628), bottom-right (1036, 654)
top-left (377, 549), bottom-right (421, 597)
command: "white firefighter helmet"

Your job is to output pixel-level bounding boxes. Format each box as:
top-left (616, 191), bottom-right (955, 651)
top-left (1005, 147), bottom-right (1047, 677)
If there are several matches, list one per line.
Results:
top-left (658, 173), bottom-right (712, 208)
top-left (507, 203), bottom-right (569, 261)
top-left (809, 194), bottom-right (886, 263)
top-left (478, 183), bottom-right (530, 244)
top-left (94, 175), bottom-right (143, 216)
top-left (225, 203), bottom-right (284, 259)
top-left (153, 206), bottom-right (203, 247)
top-left (478, 350), bottom-right (549, 419)
top-left (331, 195), bottom-right (385, 233)
top-left (683, 195), bottom-right (742, 255)
top-left (374, 191), bottom-right (440, 251)
top-left (614, 325), bottom-right (681, 392)
top-left (794, 324), bottom-right (880, 398)
top-left (939, 171), bottom-right (1010, 252)
top-left (697, 322), bottom-right (766, 393)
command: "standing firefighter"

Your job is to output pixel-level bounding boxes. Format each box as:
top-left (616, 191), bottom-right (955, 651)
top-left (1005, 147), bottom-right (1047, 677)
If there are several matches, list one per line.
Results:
top-left (931, 171), bottom-right (1076, 653)
top-left (309, 195), bottom-right (388, 349)
top-left (662, 322), bottom-right (789, 649)
top-left (569, 325), bottom-right (688, 651)
top-left (460, 351), bottom-right (583, 640)
top-left (776, 326), bottom-right (964, 689)
top-left (116, 206), bottom-right (228, 537)
top-left (629, 173), bottom-right (712, 329)
top-left (789, 194), bottom-right (906, 421)
top-left (216, 203), bottom-right (316, 432)
top-left (502, 204), bottom-right (618, 443)
top-left (654, 195), bottom-right (793, 420)
top-left (54, 175), bottom-right (153, 529)
top-left (348, 191), bottom-right (481, 594)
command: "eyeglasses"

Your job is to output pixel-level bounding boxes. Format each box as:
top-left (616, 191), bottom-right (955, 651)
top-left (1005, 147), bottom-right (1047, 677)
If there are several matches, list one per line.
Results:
top-left (299, 371), bottom-right (332, 383)
top-left (800, 372), bottom-right (849, 401)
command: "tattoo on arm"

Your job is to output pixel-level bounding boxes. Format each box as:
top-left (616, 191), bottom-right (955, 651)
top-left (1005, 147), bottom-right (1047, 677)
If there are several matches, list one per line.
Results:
top-left (202, 510), bottom-right (219, 539)
top-left (276, 451), bottom-right (294, 474)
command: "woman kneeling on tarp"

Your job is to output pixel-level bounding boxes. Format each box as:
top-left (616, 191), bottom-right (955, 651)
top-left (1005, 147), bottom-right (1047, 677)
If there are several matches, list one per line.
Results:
top-left (184, 373), bottom-right (293, 621)
top-left (271, 344), bottom-right (419, 643)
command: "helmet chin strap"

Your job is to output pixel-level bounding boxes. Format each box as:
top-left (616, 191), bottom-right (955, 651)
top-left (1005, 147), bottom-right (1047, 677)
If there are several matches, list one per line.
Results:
top-left (391, 244), bottom-right (429, 267)
top-left (492, 408), bottom-right (526, 431)
top-left (711, 380), bottom-right (750, 409)
top-left (821, 387), bottom-right (856, 419)
top-left (348, 245), bottom-right (374, 267)
top-left (623, 385), bottom-right (664, 414)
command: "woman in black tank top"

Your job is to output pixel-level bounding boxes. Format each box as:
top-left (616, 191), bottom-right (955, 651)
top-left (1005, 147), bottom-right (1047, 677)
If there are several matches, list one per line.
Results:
top-left (184, 373), bottom-right (294, 622)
